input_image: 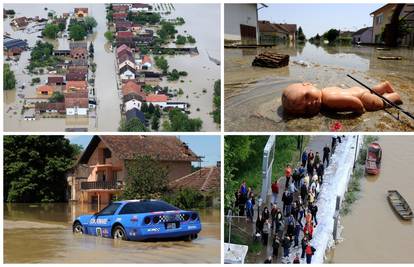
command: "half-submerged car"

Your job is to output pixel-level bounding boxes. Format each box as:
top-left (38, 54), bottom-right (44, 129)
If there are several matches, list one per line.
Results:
top-left (365, 142), bottom-right (382, 175)
top-left (73, 200), bottom-right (201, 241)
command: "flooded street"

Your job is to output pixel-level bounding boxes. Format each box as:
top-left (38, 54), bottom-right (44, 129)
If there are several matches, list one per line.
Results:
top-left (160, 4), bottom-right (220, 131)
top-left (4, 4), bottom-right (220, 132)
top-left (4, 203), bottom-right (220, 263)
top-left (225, 44), bottom-right (414, 132)
top-left (329, 136), bottom-right (414, 263)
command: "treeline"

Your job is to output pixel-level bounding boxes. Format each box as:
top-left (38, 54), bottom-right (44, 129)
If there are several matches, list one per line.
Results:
top-left (3, 136), bottom-right (82, 203)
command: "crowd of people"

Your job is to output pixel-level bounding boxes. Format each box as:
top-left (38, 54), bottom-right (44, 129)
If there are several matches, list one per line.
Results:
top-left (234, 136), bottom-right (343, 264)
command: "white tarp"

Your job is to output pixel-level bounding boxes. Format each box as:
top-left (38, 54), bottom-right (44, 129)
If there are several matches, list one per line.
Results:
top-left (311, 135), bottom-right (361, 263)
top-left (224, 243), bottom-right (249, 264)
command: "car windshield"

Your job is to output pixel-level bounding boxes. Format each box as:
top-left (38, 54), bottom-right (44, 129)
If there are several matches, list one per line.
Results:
top-left (119, 201), bottom-right (179, 215)
top-left (98, 203), bottom-right (122, 216)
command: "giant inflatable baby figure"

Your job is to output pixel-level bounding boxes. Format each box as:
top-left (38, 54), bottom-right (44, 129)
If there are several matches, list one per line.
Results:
top-left (281, 81), bottom-right (402, 116)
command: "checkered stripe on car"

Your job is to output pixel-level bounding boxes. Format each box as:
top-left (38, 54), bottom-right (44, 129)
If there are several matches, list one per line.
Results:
top-left (158, 214), bottom-right (185, 222)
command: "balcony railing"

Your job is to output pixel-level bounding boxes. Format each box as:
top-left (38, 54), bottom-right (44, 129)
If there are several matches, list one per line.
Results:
top-left (81, 181), bottom-right (122, 190)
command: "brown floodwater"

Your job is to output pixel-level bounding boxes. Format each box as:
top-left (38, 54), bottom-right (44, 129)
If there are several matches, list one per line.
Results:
top-left (328, 136), bottom-right (414, 263)
top-left (3, 3), bottom-right (220, 132)
top-left (3, 203), bottom-right (220, 263)
top-left (224, 44), bottom-right (414, 132)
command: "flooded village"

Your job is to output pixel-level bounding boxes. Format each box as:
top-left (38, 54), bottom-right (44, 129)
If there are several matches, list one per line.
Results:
top-left (3, 3), bottom-right (220, 132)
top-left (3, 135), bottom-right (221, 263)
top-left (224, 4), bottom-right (414, 132)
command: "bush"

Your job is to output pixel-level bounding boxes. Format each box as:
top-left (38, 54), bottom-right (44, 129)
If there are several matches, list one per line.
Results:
top-left (104, 31), bottom-right (114, 42)
top-left (4, 64), bottom-right (16, 90)
top-left (164, 188), bottom-right (207, 209)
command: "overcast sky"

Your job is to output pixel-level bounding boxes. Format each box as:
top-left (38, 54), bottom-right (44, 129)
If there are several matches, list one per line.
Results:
top-left (66, 135), bottom-right (220, 167)
top-left (258, 4), bottom-right (383, 37)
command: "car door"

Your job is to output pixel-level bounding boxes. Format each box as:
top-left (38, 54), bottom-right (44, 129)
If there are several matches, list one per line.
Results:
top-left (88, 203), bottom-right (121, 238)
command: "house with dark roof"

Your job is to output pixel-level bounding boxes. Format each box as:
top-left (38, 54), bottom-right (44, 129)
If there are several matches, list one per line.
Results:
top-left (119, 64), bottom-right (136, 80)
top-left (11, 17), bottom-right (29, 29)
top-left (3, 38), bottom-right (28, 51)
top-left (126, 107), bottom-right (146, 124)
top-left (47, 76), bottom-right (65, 86)
top-left (258, 20), bottom-right (290, 44)
top-left (352, 27), bottom-right (373, 44)
top-left (115, 21), bottom-right (133, 32)
top-left (35, 102), bottom-right (66, 114)
top-left (66, 71), bottom-right (86, 81)
top-left (67, 135), bottom-right (200, 204)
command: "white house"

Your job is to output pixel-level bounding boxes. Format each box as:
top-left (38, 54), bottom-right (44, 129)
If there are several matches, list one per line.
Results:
top-left (124, 99), bottom-right (142, 111)
top-left (352, 27), bottom-right (373, 44)
top-left (146, 94), bottom-right (168, 108)
top-left (129, 3), bottom-right (151, 13)
top-left (224, 4), bottom-right (263, 45)
top-left (66, 106), bottom-right (88, 116)
top-left (120, 69), bottom-right (136, 80)
top-left (165, 102), bottom-right (188, 110)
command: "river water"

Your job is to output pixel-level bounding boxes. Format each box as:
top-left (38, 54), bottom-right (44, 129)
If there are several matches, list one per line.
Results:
top-left (225, 44), bottom-right (414, 132)
top-left (4, 203), bottom-right (220, 263)
top-left (3, 4), bottom-right (220, 132)
top-left (328, 136), bottom-right (414, 263)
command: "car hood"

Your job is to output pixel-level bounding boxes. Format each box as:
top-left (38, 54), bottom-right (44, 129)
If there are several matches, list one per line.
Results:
top-left (76, 214), bottom-right (94, 224)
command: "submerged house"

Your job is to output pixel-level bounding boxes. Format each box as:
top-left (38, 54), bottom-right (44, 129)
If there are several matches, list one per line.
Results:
top-left (67, 135), bottom-right (200, 204)
top-left (224, 4), bottom-right (260, 45)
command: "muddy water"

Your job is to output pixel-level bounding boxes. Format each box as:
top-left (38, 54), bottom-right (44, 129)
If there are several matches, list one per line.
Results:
top-left (4, 4), bottom-right (220, 132)
top-left (224, 44), bottom-right (414, 132)
top-left (4, 203), bottom-right (220, 263)
top-left (329, 136), bottom-right (414, 263)
top-left (158, 4), bottom-right (220, 131)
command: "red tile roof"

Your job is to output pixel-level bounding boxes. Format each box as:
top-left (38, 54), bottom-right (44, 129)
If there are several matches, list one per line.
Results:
top-left (64, 91), bottom-right (88, 108)
top-left (146, 94), bottom-right (168, 102)
top-left (112, 5), bottom-right (129, 12)
top-left (47, 76), bottom-right (64, 84)
top-left (142, 55), bottom-right (151, 64)
top-left (117, 31), bottom-right (134, 38)
top-left (169, 166), bottom-right (220, 193)
top-left (113, 12), bottom-right (127, 19)
top-left (116, 44), bottom-right (132, 54)
top-left (66, 80), bottom-right (87, 91)
top-left (36, 85), bottom-right (54, 95)
top-left (122, 80), bottom-right (146, 98)
top-left (78, 135), bottom-right (199, 164)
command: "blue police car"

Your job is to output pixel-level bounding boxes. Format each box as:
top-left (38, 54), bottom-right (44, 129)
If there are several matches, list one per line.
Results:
top-left (72, 200), bottom-right (201, 241)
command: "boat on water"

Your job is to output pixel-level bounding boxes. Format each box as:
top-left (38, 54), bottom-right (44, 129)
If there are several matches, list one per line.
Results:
top-left (365, 142), bottom-right (382, 175)
top-left (387, 190), bottom-right (413, 220)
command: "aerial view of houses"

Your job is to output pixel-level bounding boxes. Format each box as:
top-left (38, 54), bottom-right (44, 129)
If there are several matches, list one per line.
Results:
top-left (4, 134), bottom-right (221, 263)
top-left (3, 3), bottom-right (221, 132)
top-left (224, 3), bottom-right (414, 132)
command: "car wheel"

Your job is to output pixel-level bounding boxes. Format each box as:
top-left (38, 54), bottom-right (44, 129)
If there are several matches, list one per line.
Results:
top-left (113, 225), bottom-right (128, 241)
top-left (73, 221), bottom-right (84, 234)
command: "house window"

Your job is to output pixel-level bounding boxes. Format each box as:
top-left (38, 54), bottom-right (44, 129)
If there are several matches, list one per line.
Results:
top-left (103, 148), bottom-right (111, 159)
top-left (376, 14), bottom-right (384, 25)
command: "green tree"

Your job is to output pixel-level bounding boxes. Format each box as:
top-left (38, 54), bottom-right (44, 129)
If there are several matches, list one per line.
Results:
top-left (175, 34), bottom-right (187, 45)
top-left (323, 29), bottom-right (340, 44)
top-left (141, 102), bottom-right (149, 113)
top-left (4, 136), bottom-right (78, 202)
top-left (123, 155), bottom-right (168, 199)
top-left (104, 31), bottom-right (114, 42)
top-left (154, 56), bottom-right (169, 74)
top-left (89, 42), bottom-right (94, 56)
top-left (148, 103), bottom-right (155, 114)
top-left (297, 26), bottom-right (306, 42)
top-left (58, 22), bottom-right (66, 32)
top-left (168, 108), bottom-right (202, 131)
top-left (151, 116), bottom-right (160, 131)
top-left (49, 91), bottom-right (64, 103)
top-left (4, 64), bottom-right (16, 90)
top-left (42, 23), bottom-right (60, 39)
top-left (119, 118), bottom-right (147, 132)
top-left (69, 24), bottom-right (87, 41)
top-left (84, 16), bottom-right (97, 33)
top-left (187, 35), bottom-right (196, 43)
top-left (212, 79), bottom-right (221, 124)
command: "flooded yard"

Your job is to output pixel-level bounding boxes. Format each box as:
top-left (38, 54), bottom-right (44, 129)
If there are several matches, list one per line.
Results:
top-left (225, 44), bottom-right (414, 132)
top-left (328, 136), bottom-right (414, 263)
top-left (3, 4), bottom-right (220, 132)
top-left (4, 203), bottom-right (220, 263)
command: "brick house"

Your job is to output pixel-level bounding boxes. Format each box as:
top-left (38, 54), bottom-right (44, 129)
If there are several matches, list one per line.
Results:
top-left (67, 135), bottom-right (200, 205)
